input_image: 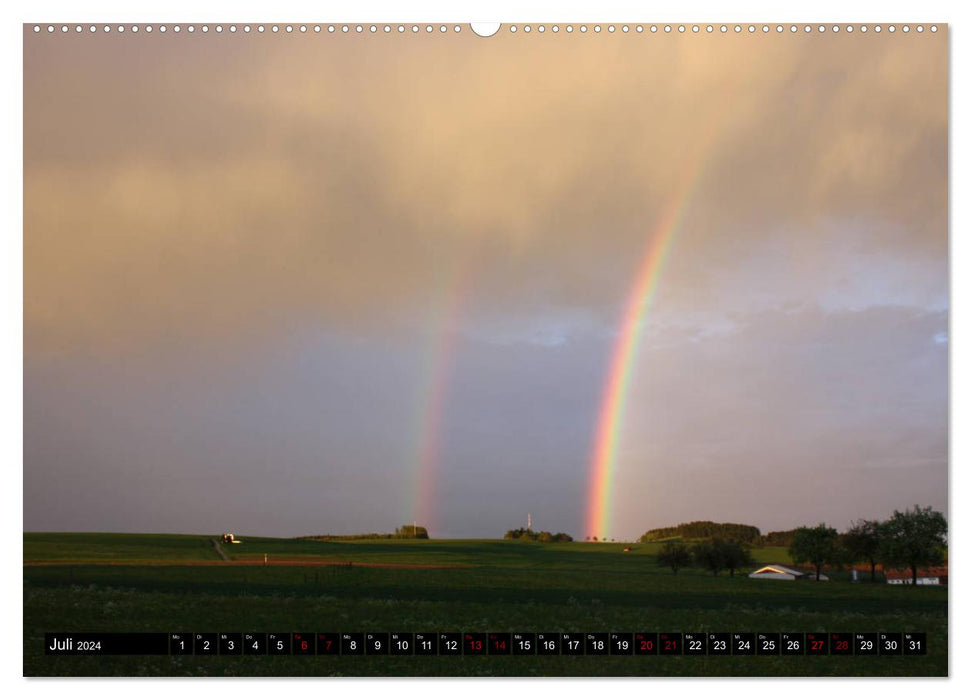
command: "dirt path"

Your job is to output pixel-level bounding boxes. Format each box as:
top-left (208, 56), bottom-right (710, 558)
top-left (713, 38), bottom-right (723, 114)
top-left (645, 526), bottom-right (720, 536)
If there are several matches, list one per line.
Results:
top-left (210, 538), bottom-right (231, 561)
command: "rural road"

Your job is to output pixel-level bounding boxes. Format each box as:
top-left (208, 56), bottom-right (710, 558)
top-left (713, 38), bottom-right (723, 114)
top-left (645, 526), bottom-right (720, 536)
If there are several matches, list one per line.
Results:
top-left (210, 538), bottom-right (231, 561)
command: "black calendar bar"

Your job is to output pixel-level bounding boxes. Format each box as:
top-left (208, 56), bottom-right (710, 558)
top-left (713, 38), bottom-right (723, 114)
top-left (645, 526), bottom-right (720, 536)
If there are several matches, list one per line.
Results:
top-left (45, 633), bottom-right (169, 655)
top-left (43, 632), bottom-right (927, 656)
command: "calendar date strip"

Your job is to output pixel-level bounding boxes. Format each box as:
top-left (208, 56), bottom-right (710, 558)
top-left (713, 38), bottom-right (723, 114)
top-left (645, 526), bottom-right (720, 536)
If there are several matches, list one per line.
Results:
top-left (45, 632), bottom-right (927, 656)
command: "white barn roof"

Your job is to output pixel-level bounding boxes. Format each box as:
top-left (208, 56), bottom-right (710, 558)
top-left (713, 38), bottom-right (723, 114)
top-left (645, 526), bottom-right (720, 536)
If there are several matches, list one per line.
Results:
top-left (751, 565), bottom-right (805, 577)
top-left (749, 564), bottom-right (829, 581)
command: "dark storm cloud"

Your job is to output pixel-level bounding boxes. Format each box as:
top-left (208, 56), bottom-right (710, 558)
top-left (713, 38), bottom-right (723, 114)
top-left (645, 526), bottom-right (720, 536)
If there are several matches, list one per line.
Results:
top-left (24, 31), bottom-right (946, 354)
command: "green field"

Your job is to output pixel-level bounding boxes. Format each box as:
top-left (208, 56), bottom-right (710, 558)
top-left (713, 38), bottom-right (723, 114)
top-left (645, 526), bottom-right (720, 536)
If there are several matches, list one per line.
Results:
top-left (23, 533), bottom-right (947, 677)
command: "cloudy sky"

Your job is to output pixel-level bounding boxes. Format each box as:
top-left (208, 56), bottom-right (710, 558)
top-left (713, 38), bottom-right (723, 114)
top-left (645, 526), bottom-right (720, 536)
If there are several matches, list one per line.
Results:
top-left (24, 27), bottom-right (947, 539)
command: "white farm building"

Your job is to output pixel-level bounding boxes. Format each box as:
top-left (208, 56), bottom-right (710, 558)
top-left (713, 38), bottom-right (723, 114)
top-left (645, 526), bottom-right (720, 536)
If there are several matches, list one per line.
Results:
top-left (748, 564), bottom-right (829, 581)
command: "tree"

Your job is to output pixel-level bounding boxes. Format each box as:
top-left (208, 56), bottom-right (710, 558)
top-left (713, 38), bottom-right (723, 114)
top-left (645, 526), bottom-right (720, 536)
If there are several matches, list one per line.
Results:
top-left (691, 539), bottom-right (727, 576)
top-left (657, 542), bottom-right (692, 574)
top-left (721, 540), bottom-right (754, 577)
top-left (789, 524), bottom-right (840, 581)
top-left (880, 505), bottom-right (947, 586)
top-left (394, 525), bottom-right (429, 539)
top-left (841, 519), bottom-right (883, 582)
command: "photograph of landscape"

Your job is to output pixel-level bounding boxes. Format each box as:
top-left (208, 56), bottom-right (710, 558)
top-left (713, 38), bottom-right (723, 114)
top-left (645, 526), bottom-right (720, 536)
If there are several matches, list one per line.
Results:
top-left (23, 22), bottom-right (948, 677)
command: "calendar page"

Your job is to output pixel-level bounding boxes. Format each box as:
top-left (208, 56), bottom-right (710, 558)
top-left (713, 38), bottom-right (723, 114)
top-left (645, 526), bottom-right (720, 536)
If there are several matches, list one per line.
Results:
top-left (23, 19), bottom-right (948, 678)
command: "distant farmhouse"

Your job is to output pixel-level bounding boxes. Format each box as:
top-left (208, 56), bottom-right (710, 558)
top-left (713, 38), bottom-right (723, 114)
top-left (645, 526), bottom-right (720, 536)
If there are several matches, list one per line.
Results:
top-left (748, 564), bottom-right (829, 581)
top-left (884, 567), bottom-right (947, 586)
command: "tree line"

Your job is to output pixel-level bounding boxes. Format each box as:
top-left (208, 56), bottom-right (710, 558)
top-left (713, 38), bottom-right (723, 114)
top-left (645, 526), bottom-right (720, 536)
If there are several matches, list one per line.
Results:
top-left (651, 505), bottom-right (947, 585)
top-left (640, 521), bottom-right (762, 544)
top-left (656, 538), bottom-right (754, 576)
top-left (300, 524), bottom-right (430, 541)
top-left (789, 506), bottom-right (946, 584)
top-left (639, 521), bottom-right (812, 548)
top-left (760, 529), bottom-right (800, 547)
top-left (504, 528), bottom-right (573, 542)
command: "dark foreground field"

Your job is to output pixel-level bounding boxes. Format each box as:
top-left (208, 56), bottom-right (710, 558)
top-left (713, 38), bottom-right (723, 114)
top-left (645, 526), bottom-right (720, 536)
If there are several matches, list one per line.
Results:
top-left (24, 533), bottom-right (947, 677)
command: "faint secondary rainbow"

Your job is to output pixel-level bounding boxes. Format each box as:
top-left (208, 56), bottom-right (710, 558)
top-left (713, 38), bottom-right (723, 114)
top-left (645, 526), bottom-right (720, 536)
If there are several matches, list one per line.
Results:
top-left (411, 263), bottom-right (471, 534)
top-left (585, 165), bottom-right (706, 541)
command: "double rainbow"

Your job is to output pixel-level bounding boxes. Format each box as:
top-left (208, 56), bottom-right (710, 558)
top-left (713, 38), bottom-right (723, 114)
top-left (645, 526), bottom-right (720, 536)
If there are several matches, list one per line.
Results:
top-left (408, 156), bottom-right (709, 540)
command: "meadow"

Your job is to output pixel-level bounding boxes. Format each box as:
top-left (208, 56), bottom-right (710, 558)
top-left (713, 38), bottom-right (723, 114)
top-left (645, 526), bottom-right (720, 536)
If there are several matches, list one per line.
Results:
top-left (23, 533), bottom-right (947, 676)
